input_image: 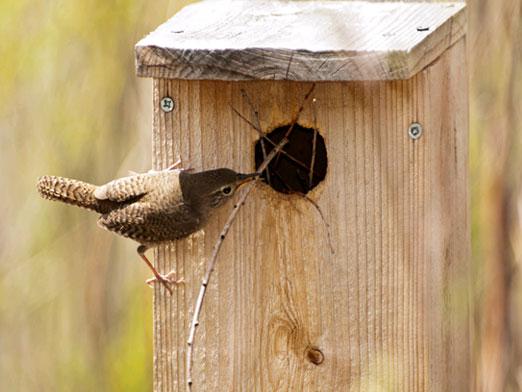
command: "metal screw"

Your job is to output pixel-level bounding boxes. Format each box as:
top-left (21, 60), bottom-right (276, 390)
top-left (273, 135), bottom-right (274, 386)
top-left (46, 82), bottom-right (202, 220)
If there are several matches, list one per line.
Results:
top-left (160, 97), bottom-right (175, 113)
top-left (408, 122), bottom-right (423, 140)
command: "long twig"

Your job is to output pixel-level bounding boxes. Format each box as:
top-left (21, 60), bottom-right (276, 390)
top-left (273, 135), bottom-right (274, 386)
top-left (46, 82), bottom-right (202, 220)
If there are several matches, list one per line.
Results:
top-left (187, 84), bottom-right (316, 390)
top-left (186, 140), bottom-right (287, 390)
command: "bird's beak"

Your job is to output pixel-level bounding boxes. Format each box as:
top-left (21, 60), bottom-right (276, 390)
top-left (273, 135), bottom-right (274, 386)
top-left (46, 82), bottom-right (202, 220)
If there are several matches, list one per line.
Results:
top-left (236, 172), bottom-right (259, 186)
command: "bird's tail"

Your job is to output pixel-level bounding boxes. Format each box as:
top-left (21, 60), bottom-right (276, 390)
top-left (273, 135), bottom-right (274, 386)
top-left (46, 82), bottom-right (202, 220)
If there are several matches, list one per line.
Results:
top-left (37, 175), bottom-right (112, 213)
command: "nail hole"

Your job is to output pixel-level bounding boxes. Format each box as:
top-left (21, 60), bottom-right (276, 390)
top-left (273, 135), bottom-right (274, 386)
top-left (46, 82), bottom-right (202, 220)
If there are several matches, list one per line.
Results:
top-left (254, 124), bottom-right (327, 194)
top-left (306, 346), bottom-right (324, 365)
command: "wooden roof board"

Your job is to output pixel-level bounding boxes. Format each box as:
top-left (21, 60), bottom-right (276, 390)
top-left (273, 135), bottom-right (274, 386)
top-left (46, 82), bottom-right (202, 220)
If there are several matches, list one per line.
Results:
top-left (135, 0), bottom-right (466, 81)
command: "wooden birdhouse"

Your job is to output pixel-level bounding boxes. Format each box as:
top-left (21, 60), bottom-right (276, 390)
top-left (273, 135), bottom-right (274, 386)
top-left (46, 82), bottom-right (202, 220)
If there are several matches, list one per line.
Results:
top-left (135, 1), bottom-right (470, 390)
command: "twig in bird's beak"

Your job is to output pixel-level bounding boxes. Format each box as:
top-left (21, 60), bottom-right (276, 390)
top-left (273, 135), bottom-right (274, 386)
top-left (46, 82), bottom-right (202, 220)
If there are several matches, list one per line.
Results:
top-left (236, 172), bottom-right (259, 186)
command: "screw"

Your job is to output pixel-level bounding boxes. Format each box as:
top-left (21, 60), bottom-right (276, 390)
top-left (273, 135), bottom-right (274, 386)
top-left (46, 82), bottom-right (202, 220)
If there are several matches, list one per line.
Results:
top-left (160, 97), bottom-right (175, 113)
top-left (408, 122), bottom-right (423, 140)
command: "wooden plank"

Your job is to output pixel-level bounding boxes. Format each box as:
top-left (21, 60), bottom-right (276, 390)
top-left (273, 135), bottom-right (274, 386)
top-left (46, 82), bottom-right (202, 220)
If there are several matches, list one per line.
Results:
top-left (151, 38), bottom-right (470, 391)
top-left (136, 0), bottom-right (466, 81)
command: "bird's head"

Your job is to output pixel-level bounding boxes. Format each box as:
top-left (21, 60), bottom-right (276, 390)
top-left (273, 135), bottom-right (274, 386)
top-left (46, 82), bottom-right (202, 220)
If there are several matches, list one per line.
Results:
top-left (180, 168), bottom-right (258, 212)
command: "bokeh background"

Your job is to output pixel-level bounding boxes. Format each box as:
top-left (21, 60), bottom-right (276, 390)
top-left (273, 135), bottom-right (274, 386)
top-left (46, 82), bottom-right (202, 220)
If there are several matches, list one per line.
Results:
top-left (0, 0), bottom-right (520, 391)
top-left (0, 1), bottom-right (192, 390)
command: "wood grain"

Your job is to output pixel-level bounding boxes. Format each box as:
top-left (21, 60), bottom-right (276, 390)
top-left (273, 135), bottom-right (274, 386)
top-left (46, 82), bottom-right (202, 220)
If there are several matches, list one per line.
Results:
top-left (136, 0), bottom-right (466, 81)
top-left (151, 38), bottom-right (470, 391)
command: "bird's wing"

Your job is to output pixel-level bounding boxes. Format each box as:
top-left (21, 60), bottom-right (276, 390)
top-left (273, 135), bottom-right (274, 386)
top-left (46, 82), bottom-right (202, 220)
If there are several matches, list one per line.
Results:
top-left (94, 170), bottom-right (180, 203)
top-left (97, 200), bottom-right (201, 242)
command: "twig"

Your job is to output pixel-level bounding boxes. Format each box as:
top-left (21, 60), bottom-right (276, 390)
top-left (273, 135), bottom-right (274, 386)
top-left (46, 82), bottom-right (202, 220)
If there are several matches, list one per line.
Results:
top-left (186, 140), bottom-right (288, 391)
top-left (301, 194), bottom-right (335, 255)
top-left (266, 167), bottom-right (332, 247)
top-left (309, 98), bottom-right (318, 189)
top-left (231, 106), bottom-right (323, 178)
top-left (284, 84), bottom-right (316, 139)
top-left (273, 84), bottom-right (316, 167)
top-left (235, 90), bottom-right (271, 185)
top-left (187, 84), bottom-right (317, 390)
top-left (233, 83), bottom-right (321, 180)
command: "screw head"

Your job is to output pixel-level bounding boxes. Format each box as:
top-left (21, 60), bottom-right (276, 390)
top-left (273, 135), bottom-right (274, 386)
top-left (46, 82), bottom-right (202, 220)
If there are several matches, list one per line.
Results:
top-left (408, 122), bottom-right (423, 140)
top-left (160, 97), bottom-right (175, 113)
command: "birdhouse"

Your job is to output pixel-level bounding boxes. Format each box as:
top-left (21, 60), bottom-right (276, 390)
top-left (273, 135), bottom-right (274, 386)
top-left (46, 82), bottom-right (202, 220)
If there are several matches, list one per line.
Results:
top-left (135, 1), bottom-right (470, 390)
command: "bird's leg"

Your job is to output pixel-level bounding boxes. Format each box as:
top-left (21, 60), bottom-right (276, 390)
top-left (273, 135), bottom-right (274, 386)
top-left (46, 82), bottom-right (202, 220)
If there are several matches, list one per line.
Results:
top-left (137, 245), bottom-right (181, 295)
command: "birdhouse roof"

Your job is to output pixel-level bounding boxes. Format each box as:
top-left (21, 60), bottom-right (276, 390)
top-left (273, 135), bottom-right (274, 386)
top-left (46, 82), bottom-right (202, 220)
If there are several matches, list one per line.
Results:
top-left (135, 0), bottom-right (466, 81)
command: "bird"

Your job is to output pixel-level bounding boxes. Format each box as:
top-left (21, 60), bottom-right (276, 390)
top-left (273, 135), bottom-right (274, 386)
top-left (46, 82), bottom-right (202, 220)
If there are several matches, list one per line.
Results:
top-left (36, 160), bottom-right (258, 294)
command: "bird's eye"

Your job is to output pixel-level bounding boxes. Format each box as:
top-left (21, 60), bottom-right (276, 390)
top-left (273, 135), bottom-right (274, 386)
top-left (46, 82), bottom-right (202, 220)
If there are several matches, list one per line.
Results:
top-left (221, 186), bottom-right (232, 195)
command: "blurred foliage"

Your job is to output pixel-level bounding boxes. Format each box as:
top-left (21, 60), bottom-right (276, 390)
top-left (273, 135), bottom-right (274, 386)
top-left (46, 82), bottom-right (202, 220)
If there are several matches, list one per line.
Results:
top-left (469, 0), bottom-right (522, 390)
top-left (0, 0), bottom-right (521, 391)
top-left (0, 1), bottom-right (192, 390)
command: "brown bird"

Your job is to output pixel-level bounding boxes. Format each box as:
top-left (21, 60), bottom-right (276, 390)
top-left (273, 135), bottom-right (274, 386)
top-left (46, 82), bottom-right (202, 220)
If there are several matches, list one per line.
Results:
top-left (36, 161), bottom-right (258, 294)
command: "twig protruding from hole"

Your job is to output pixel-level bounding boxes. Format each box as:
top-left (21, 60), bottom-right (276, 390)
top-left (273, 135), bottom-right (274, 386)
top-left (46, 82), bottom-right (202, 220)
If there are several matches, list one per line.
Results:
top-left (232, 106), bottom-right (323, 179)
top-left (302, 194), bottom-right (335, 255)
top-left (309, 98), bottom-right (318, 189)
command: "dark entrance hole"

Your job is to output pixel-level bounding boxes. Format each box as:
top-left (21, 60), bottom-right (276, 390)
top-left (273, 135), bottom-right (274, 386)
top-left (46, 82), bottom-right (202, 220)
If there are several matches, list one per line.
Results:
top-left (254, 124), bottom-right (327, 194)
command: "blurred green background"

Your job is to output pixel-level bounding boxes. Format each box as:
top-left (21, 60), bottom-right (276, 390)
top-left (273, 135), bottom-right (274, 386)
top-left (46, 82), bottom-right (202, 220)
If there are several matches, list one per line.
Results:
top-left (0, 0), bottom-right (520, 391)
top-left (0, 1), bottom-right (192, 390)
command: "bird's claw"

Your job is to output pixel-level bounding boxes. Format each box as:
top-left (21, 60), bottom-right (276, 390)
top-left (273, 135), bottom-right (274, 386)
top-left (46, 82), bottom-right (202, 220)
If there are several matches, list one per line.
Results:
top-left (146, 272), bottom-right (184, 294)
top-left (166, 159), bottom-right (182, 170)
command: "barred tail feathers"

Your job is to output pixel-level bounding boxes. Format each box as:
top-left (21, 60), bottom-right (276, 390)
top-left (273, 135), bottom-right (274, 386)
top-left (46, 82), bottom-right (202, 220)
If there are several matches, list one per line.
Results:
top-left (37, 175), bottom-right (112, 213)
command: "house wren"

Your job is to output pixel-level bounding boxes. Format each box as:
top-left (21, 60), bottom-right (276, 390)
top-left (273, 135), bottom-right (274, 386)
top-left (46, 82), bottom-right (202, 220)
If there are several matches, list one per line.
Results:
top-left (36, 162), bottom-right (258, 293)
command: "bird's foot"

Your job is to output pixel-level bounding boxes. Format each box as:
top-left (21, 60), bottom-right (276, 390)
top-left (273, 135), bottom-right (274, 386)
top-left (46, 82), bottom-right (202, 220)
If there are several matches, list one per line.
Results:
top-left (166, 157), bottom-right (196, 172)
top-left (146, 271), bottom-right (184, 294)
top-left (166, 159), bottom-right (182, 170)
top-left (143, 159), bottom-right (185, 176)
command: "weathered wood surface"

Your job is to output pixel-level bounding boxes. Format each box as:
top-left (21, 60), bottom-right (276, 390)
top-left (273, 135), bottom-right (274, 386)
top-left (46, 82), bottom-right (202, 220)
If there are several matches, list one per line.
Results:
top-left (136, 0), bottom-right (466, 81)
top-left (151, 38), bottom-right (470, 391)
